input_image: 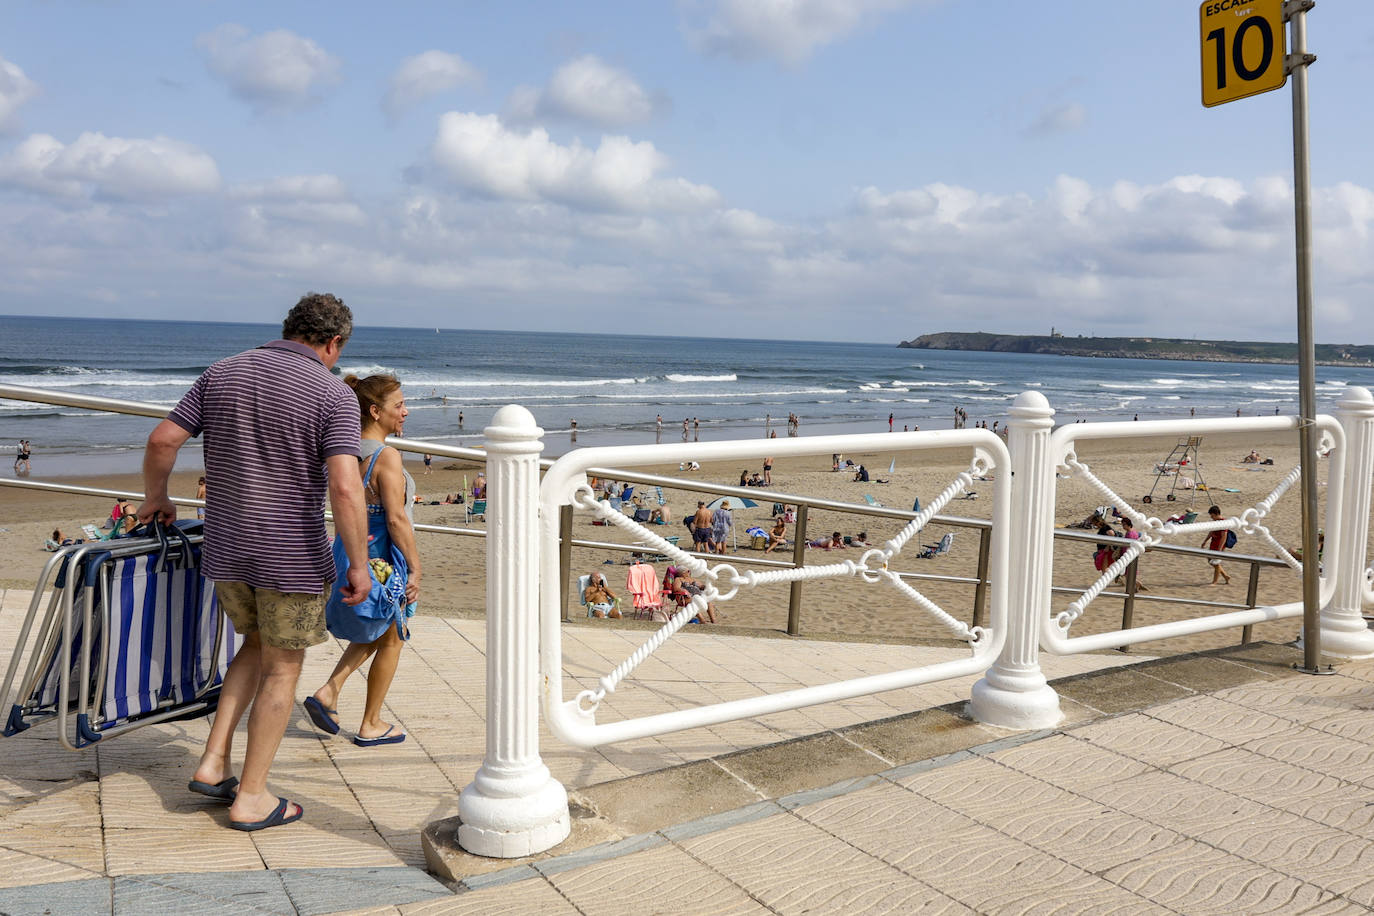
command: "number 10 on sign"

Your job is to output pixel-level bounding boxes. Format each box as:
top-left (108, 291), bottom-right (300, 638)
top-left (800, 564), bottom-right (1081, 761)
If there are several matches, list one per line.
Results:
top-left (1200, 0), bottom-right (1287, 107)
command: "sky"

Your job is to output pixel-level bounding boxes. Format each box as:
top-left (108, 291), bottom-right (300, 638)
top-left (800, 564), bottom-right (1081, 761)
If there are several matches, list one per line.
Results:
top-left (0, 1), bottom-right (1371, 344)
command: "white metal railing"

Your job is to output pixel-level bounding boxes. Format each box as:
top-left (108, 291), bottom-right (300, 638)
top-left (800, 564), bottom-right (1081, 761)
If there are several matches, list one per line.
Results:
top-left (536, 429), bottom-right (1011, 750)
top-left (6, 382), bottom-right (1374, 861)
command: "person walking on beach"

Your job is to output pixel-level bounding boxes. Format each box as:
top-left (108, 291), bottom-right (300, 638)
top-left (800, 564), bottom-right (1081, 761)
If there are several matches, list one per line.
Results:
top-left (763, 456), bottom-right (773, 486)
top-left (692, 500), bottom-right (714, 551)
top-left (309, 374), bottom-right (423, 748)
top-left (195, 476), bottom-right (207, 520)
top-left (138, 293), bottom-right (369, 832)
top-left (711, 499), bottom-right (732, 554)
top-left (1201, 505), bottom-right (1232, 585)
top-left (888, 413), bottom-right (894, 431)
top-left (14, 439), bottom-right (30, 472)
top-left (423, 453), bottom-right (432, 475)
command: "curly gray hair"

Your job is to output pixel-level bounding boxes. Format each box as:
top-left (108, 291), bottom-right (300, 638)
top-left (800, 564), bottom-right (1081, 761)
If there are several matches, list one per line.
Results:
top-left (282, 292), bottom-right (353, 346)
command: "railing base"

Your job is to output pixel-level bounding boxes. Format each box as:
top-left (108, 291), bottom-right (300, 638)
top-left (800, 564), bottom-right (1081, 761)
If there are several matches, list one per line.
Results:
top-left (457, 777), bottom-right (570, 858)
top-left (969, 671), bottom-right (1063, 730)
top-left (1309, 624), bottom-right (1374, 660)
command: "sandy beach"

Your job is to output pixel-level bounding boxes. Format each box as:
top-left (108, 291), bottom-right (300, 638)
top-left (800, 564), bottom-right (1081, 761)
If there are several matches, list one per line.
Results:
top-left (0, 426), bottom-right (1359, 657)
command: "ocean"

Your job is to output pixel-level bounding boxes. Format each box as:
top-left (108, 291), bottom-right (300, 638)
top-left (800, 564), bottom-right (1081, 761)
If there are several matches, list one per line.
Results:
top-left (4, 315), bottom-right (1373, 476)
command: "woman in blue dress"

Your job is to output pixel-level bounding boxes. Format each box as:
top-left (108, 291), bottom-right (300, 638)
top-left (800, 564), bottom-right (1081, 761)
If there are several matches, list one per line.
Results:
top-left (307, 374), bottom-right (422, 747)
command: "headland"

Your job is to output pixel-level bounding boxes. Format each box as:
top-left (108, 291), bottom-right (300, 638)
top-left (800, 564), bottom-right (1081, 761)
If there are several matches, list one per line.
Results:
top-left (900, 331), bottom-right (1374, 366)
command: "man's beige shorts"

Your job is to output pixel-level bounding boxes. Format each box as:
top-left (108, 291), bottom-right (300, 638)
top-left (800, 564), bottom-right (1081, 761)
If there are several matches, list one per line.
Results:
top-left (214, 582), bottom-right (328, 650)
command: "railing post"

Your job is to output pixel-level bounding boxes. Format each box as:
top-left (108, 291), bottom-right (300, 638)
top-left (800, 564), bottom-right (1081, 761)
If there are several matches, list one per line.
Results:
top-left (971, 525), bottom-right (992, 630)
top-left (971, 391), bottom-right (1062, 728)
top-left (558, 505), bottom-right (574, 623)
top-left (1323, 386), bottom-right (1374, 657)
top-left (787, 505), bottom-right (809, 636)
top-left (458, 405), bottom-right (570, 857)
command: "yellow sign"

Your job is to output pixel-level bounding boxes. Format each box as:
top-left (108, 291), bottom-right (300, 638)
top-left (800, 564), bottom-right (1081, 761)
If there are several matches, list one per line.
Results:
top-left (1200, 0), bottom-right (1287, 107)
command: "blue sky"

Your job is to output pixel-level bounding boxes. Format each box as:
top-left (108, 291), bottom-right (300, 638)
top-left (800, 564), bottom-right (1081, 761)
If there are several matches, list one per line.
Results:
top-left (1, 1), bottom-right (1371, 343)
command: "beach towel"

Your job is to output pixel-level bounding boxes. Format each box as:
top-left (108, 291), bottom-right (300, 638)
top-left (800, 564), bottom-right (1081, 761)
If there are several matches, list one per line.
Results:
top-left (626, 563), bottom-right (662, 612)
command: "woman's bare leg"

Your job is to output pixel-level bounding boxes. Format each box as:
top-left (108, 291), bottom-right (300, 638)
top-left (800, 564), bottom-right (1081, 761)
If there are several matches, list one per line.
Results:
top-left (359, 624), bottom-right (405, 740)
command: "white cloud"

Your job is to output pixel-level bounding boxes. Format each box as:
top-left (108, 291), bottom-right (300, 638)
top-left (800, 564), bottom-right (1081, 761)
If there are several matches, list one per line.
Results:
top-left (196, 24), bottom-right (342, 111)
top-left (4, 161), bottom-right (1374, 346)
top-left (0, 55), bottom-right (39, 134)
top-left (505, 55), bottom-right (661, 127)
top-left (1026, 101), bottom-right (1087, 136)
top-left (0, 132), bottom-right (220, 199)
top-left (429, 112), bottom-right (719, 212)
top-left (384, 50), bottom-right (480, 120)
top-left (228, 174), bottom-right (364, 224)
top-left (684, 0), bottom-right (918, 64)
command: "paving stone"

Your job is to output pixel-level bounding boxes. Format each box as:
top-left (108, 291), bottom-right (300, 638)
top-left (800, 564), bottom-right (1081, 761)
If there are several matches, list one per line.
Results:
top-left (1145, 693), bottom-right (1292, 745)
top-left (403, 878), bottom-right (579, 914)
top-left (1239, 723), bottom-right (1374, 787)
top-left (678, 811), bottom-right (965, 914)
top-left (103, 827), bottom-right (263, 875)
top-left (1069, 711), bottom-right (1228, 766)
top-left (716, 731), bottom-right (886, 797)
top-left (574, 759), bottom-right (761, 836)
top-left (279, 867), bottom-right (450, 915)
top-left (1167, 746), bottom-right (1347, 814)
top-left (1079, 770), bottom-right (1273, 836)
top-left (0, 844), bottom-right (105, 890)
top-left (1050, 666), bottom-right (1195, 715)
top-left (252, 826), bottom-right (406, 870)
top-left (1134, 653), bottom-right (1272, 692)
top-left (547, 842), bottom-right (767, 915)
top-left (112, 872), bottom-right (290, 915)
top-left (837, 705), bottom-right (998, 766)
top-left (0, 878), bottom-right (112, 916)
top-left (980, 732), bottom-right (1154, 791)
top-left (1194, 806), bottom-right (1374, 885)
top-left (1100, 838), bottom-right (1331, 913)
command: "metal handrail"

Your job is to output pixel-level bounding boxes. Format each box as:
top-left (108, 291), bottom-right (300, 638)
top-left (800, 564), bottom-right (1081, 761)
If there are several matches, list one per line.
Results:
top-left (2, 383), bottom-right (1295, 645)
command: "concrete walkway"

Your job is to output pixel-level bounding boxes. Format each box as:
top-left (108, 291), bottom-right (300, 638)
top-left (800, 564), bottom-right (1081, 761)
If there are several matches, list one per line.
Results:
top-left (2, 585), bottom-right (1372, 913)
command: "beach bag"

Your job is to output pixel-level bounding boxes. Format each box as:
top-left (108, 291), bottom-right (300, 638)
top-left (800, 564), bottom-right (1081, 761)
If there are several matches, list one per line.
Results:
top-left (325, 449), bottom-right (409, 644)
top-left (1225, 530), bottom-right (1237, 549)
top-left (1093, 547), bottom-right (1117, 571)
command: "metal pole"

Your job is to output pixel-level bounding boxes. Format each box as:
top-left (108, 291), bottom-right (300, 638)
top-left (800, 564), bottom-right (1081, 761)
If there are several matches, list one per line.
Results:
top-left (1241, 560), bottom-right (1261, 645)
top-left (786, 505), bottom-right (808, 636)
top-left (1287, 1), bottom-right (1326, 673)
top-left (558, 505), bottom-right (574, 622)
top-left (971, 526), bottom-right (992, 630)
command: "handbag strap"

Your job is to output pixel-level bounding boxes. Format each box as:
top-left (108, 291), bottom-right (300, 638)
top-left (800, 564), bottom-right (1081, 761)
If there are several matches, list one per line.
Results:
top-left (361, 445), bottom-right (387, 489)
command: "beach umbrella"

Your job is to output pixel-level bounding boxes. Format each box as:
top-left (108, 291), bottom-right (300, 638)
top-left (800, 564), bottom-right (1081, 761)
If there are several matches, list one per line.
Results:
top-left (706, 496), bottom-right (756, 510)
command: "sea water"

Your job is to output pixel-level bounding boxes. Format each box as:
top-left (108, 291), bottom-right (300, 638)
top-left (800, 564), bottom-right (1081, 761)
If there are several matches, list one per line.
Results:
top-left (4, 315), bottom-right (1373, 475)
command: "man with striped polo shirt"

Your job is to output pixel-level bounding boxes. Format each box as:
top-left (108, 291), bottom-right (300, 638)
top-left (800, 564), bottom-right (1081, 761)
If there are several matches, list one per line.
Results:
top-left (138, 293), bottom-right (370, 831)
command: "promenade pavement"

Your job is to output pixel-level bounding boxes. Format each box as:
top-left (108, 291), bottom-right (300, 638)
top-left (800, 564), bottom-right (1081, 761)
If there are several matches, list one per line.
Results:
top-left (1, 584), bottom-right (1372, 914)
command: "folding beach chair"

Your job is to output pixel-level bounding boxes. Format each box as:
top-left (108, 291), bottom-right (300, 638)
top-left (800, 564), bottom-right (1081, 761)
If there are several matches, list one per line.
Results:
top-left (578, 574), bottom-right (621, 618)
top-left (918, 533), bottom-right (954, 559)
top-left (863, 494), bottom-right (885, 509)
top-left (1, 521), bottom-right (240, 751)
top-left (465, 499), bottom-right (487, 523)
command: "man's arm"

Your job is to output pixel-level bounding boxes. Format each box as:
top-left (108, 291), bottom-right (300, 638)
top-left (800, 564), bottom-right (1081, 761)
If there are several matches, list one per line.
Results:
top-left (138, 419), bottom-right (193, 525)
top-left (326, 453), bottom-right (371, 605)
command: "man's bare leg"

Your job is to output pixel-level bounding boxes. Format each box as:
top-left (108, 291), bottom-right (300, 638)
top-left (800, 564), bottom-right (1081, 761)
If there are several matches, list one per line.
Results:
top-left (228, 643), bottom-right (305, 825)
top-left (191, 632), bottom-right (260, 787)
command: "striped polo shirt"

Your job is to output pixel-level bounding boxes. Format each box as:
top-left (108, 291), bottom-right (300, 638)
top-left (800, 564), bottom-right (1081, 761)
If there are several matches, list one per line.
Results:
top-left (167, 339), bottom-right (360, 593)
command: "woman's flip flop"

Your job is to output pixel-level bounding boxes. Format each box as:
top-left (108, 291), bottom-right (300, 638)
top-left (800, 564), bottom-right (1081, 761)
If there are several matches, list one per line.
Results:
top-left (353, 725), bottom-right (406, 747)
top-left (303, 696), bottom-right (340, 735)
top-left (229, 797), bottom-right (303, 832)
